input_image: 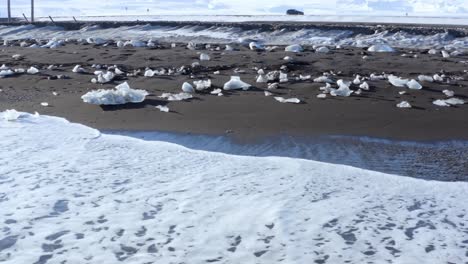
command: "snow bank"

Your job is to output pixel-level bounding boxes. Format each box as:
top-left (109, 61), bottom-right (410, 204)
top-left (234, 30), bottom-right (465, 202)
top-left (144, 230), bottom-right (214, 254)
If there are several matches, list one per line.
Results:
top-left (81, 82), bottom-right (148, 105)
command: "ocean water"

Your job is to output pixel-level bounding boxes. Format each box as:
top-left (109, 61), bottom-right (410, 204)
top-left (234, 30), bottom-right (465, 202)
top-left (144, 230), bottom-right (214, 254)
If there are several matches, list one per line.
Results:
top-left (1, 111), bottom-right (467, 263)
top-left (0, 22), bottom-right (467, 50)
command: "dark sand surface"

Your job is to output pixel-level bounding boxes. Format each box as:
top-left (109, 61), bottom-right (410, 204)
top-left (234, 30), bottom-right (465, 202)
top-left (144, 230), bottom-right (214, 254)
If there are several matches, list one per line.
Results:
top-left (0, 43), bottom-right (467, 141)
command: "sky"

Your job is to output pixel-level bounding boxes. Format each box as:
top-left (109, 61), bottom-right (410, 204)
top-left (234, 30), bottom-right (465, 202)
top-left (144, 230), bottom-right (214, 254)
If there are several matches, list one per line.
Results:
top-left (0, 0), bottom-right (467, 17)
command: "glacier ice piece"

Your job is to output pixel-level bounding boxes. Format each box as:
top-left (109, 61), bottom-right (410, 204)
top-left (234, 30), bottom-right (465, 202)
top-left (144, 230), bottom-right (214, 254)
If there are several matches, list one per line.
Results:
top-left (223, 76), bottom-right (251, 90)
top-left (81, 82), bottom-right (148, 105)
top-left (396, 101), bottom-right (412, 108)
top-left (274, 97), bottom-right (301, 103)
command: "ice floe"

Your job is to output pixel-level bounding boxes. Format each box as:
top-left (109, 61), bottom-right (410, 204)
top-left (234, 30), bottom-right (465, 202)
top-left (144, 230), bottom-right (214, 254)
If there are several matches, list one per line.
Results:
top-left (81, 82), bottom-right (148, 105)
top-left (223, 76), bottom-right (251, 90)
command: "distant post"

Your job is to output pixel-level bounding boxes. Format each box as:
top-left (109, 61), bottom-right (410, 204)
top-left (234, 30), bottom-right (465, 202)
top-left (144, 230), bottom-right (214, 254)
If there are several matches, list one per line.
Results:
top-left (31, 0), bottom-right (34, 23)
top-left (7, 0), bottom-right (11, 23)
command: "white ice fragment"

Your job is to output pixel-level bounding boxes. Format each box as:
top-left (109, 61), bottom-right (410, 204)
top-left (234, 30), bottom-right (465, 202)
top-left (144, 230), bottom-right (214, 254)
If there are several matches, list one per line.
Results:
top-left (87, 37), bottom-right (107, 45)
top-left (82, 82), bottom-right (148, 105)
top-left (249, 42), bottom-right (264, 51)
top-left (96, 71), bottom-right (115, 84)
top-left (299, 75), bottom-right (311, 81)
top-left (274, 97), bottom-right (300, 104)
top-left (156, 105), bottom-right (169, 112)
top-left (285, 44), bottom-right (303, 53)
top-left (399, 91), bottom-right (406, 95)
top-left (193, 79), bottom-right (211, 91)
top-left (428, 49), bottom-right (438, 55)
top-left (406, 79), bottom-right (422, 90)
top-left (445, 98), bottom-right (464, 105)
top-left (124, 40), bottom-right (146, 47)
top-left (159, 92), bottom-right (193, 101)
top-left (40, 102), bottom-right (49, 107)
top-left (353, 75), bottom-right (361, 85)
top-left (72, 65), bottom-right (86, 73)
top-left (213, 71), bottom-right (220, 75)
top-left (283, 56), bottom-right (293, 61)
top-left (2, 109), bottom-right (22, 121)
top-left (256, 74), bottom-right (268, 83)
top-left (370, 73), bottom-right (386, 81)
top-left (388, 75), bottom-right (408, 87)
top-left (267, 83), bottom-right (279, 90)
top-left (313, 76), bottom-right (333, 83)
top-left (116, 40), bottom-right (124, 48)
top-left (0, 69), bottom-right (14, 77)
top-left (330, 80), bottom-right (353, 97)
top-left (210, 88), bottom-right (222, 95)
top-left (144, 69), bottom-right (155, 77)
top-left (279, 72), bottom-right (288, 83)
top-left (182, 82), bottom-right (195, 93)
top-left (433, 74), bottom-right (444, 82)
top-left (418, 75), bottom-right (433, 82)
top-left (114, 67), bottom-right (124, 75)
top-left (225, 45), bottom-right (234, 51)
top-left (200, 53), bottom-right (211, 61)
top-left (317, 93), bottom-right (327, 99)
top-left (0, 64), bottom-right (9, 70)
top-left (441, 50), bottom-right (450, 58)
top-left (12, 54), bottom-right (22, 60)
top-left (367, 44), bottom-right (395, 52)
top-left (359, 82), bottom-right (369, 90)
top-left (315, 46), bottom-right (330, 53)
top-left (52, 92), bottom-right (58, 96)
top-left (396, 101), bottom-right (412, 108)
top-left (27, 67), bottom-right (39, 75)
top-left (264, 91), bottom-right (273, 96)
top-left (443, 90), bottom-right (454, 97)
top-left (223, 76), bottom-right (251, 90)
top-left (433, 99), bottom-right (451, 107)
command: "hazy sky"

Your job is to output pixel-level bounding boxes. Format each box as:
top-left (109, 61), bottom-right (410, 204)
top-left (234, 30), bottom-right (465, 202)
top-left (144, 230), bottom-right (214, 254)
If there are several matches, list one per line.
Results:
top-left (0, 0), bottom-right (466, 17)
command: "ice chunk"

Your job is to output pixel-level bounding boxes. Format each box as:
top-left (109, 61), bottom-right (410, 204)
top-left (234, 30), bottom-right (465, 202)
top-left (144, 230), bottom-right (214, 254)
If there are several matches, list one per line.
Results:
top-left (200, 53), bottom-right (211, 61)
top-left (279, 72), bottom-right (288, 83)
top-left (388, 75), bottom-right (408, 87)
top-left (40, 102), bottom-right (49, 107)
top-left (313, 76), bottom-right (333, 83)
top-left (274, 97), bottom-right (300, 104)
top-left (283, 56), bottom-right (293, 61)
top-left (299, 75), bottom-right (311, 81)
top-left (418, 75), bottom-right (433, 82)
top-left (87, 37), bottom-right (107, 45)
top-left (182, 82), bottom-right (195, 93)
top-left (159, 92), bottom-right (193, 101)
top-left (0, 64), bottom-right (9, 70)
top-left (367, 44), bottom-right (395, 52)
top-left (95, 71), bottom-right (115, 84)
top-left (2, 109), bottom-right (22, 121)
top-left (144, 69), bottom-right (155, 77)
top-left (194, 79), bottom-right (211, 91)
top-left (396, 101), bottom-right (412, 108)
top-left (315, 46), bottom-right (330, 53)
top-left (266, 71), bottom-right (280, 82)
top-left (213, 71), bottom-right (220, 75)
top-left (116, 40), bottom-right (124, 48)
top-left (124, 40), bottom-right (146, 47)
top-left (443, 90), bottom-right (454, 97)
top-left (264, 91), bottom-right (273, 96)
top-left (12, 54), bottom-right (22, 60)
top-left (433, 74), bottom-right (444, 82)
top-left (27, 67), bottom-right (39, 75)
top-left (353, 75), bottom-right (361, 85)
top-left (223, 76), bottom-right (251, 90)
top-left (330, 80), bottom-right (353, 97)
top-left (210, 88), bottom-right (222, 95)
top-left (433, 99), bottom-right (450, 107)
top-left (359, 82), bottom-right (369, 90)
top-left (72, 65), bottom-right (86, 73)
top-left (0, 69), bottom-right (14, 77)
top-left (81, 82), bottom-right (148, 105)
top-left (406, 79), bottom-right (422, 90)
top-left (428, 49), bottom-right (438, 55)
top-left (370, 73), bottom-right (386, 81)
top-left (156, 105), bottom-right (169, 112)
top-left (317, 93), bottom-right (327, 99)
top-left (285, 44), bottom-right (303, 53)
top-left (256, 74), bottom-right (268, 83)
top-left (267, 83), bottom-right (279, 90)
top-left (249, 42), bottom-right (264, 51)
top-left (114, 67), bottom-right (124, 75)
top-left (225, 45), bottom-right (234, 51)
top-left (441, 50), bottom-right (450, 58)
top-left (431, 98), bottom-right (463, 107)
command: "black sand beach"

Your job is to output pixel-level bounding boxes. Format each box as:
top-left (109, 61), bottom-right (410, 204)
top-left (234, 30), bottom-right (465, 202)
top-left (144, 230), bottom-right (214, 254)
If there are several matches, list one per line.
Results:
top-left (0, 42), bottom-right (467, 141)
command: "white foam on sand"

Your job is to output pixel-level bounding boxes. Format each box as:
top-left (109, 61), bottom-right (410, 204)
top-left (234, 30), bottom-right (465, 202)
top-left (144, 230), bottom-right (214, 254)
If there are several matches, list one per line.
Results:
top-left (0, 112), bottom-right (467, 263)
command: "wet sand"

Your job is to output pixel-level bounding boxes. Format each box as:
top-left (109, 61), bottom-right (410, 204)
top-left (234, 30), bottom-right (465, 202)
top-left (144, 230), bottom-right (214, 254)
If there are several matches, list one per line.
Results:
top-left (0, 43), bottom-right (467, 141)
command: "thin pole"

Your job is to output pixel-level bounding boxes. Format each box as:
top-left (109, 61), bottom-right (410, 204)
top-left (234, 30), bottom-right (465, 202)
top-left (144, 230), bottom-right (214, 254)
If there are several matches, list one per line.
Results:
top-left (49, 15), bottom-right (55, 24)
top-left (7, 0), bottom-right (11, 23)
top-left (73, 16), bottom-right (78, 23)
top-left (31, 0), bottom-right (34, 23)
top-left (22, 13), bottom-right (29, 23)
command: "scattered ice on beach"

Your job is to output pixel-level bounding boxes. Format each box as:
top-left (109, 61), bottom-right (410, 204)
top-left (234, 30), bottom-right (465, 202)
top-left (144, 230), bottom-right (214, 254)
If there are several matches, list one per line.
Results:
top-left (367, 44), bottom-right (395, 52)
top-left (194, 79), bottom-right (212, 91)
top-left (388, 75), bottom-right (408, 87)
top-left (285, 44), bottom-right (303, 53)
top-left (40, 102), bottom-right (49, 107)
top-left (114, 67), bottom-right (124, 75)
top-left (370, 73), bottom-right (386, 81)
top-left (274, 97), bottom-right (300, 103)
top-left (27, 67), bottom-right (39, 75)
top-left (223, 76), bottom-right (251, 90)
top-left (359, 82), bottom-right (369, 90)
top-left (159, 92), bottom-right (193, 101)
top-left (443, 90), bottom-right (455, 97)
top-left (182, 82), bottom-right (195, 93)
top-left (330, 80), bottom-right (353, 97)
top-left (316, 46), bottom-right (330, 53)
top-left (441, 50), bottom-right (450, 58)
top-left (396, 101), bottom-right (412, 108)
top-left (314, 76), bottom-right (333, 83)
top-left (320, 83), bottom-right (333, 94)
top-left (200, 53), bottom-right (211, 61)
top-left (264, 91), bottom-right (273, 96)
top-left (406, 79), bottom-right (422, 90)
top-left (433, 74), bottom-right (444, 82)
top-left (2, 109), bottom-right (21, 121)
top-left (92, 71), bottom-right (115, 84)
top-left (72, 65), bottom-right (86, 73)
top-left (249, 42), bottom-right (264, 51)
top-left (156, 105), bottom-right (169, 112)
top-left (82, 82), bottom-right (148, 105)
top-left (418, 75), bottom-right (433, 82)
